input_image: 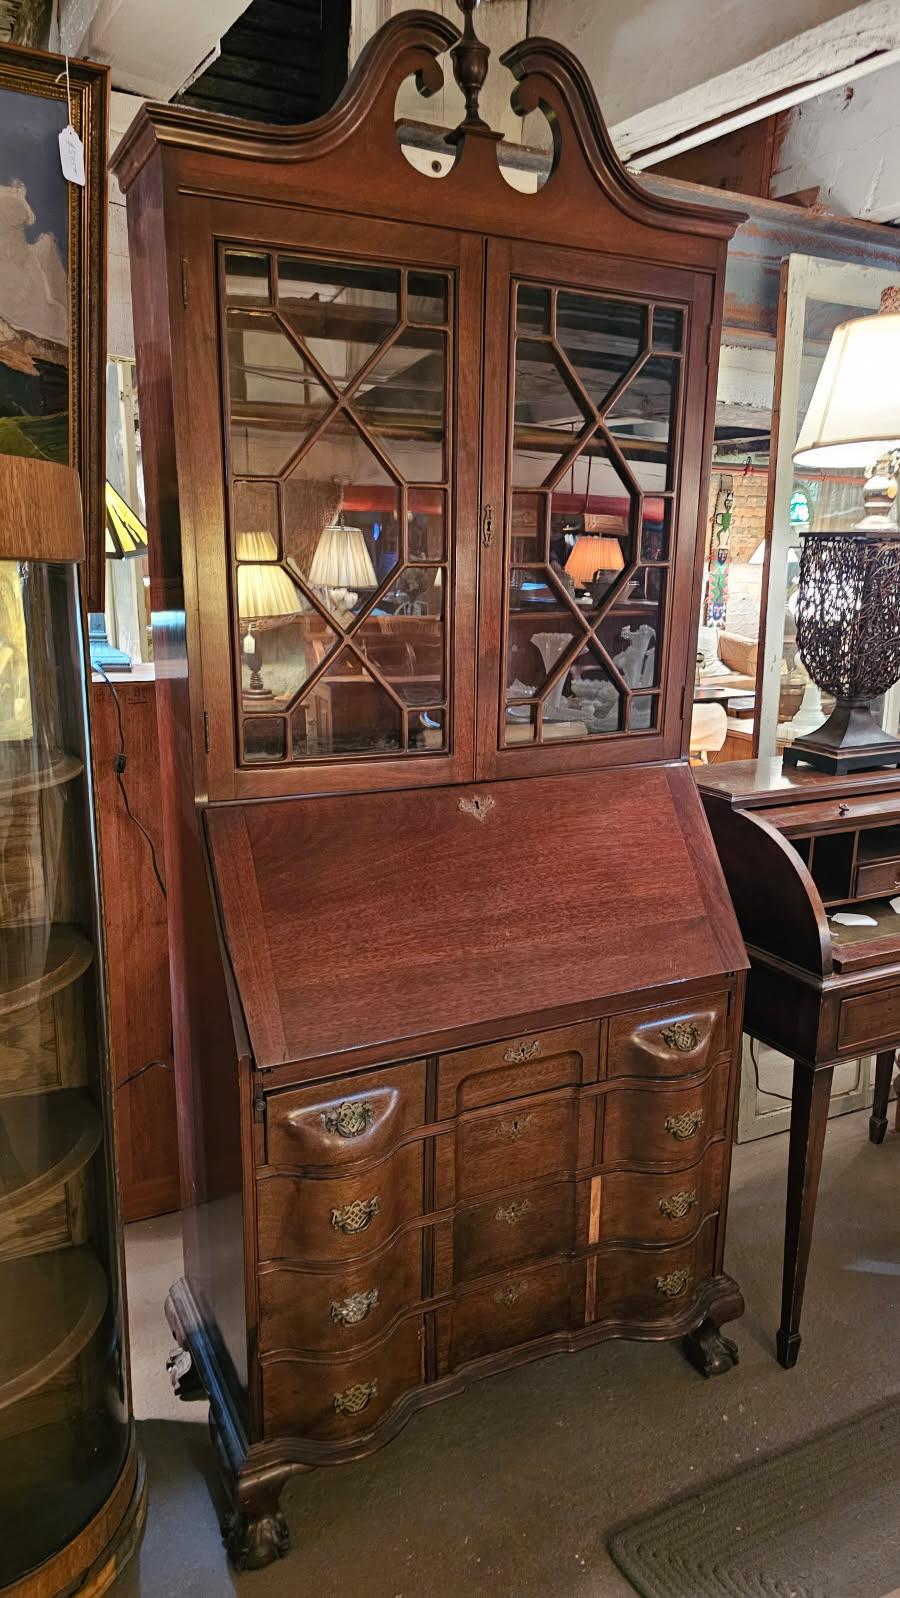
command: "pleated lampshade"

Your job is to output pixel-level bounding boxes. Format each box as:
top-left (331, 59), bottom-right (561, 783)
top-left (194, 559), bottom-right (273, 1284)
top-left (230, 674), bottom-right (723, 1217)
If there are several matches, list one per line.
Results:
top-left (309, 520), bottom-right (377, 589)
top-left (235, 531), bottom-right (303, 620)
top-left (564, 535), bottom-right (624, 585)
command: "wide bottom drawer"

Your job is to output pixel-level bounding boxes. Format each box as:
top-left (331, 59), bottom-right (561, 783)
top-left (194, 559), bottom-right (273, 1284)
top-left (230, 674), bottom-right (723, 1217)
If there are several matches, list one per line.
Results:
top-left (588, 1218), bottom-right (717, 1327)
top-left (262, 1316), bottom-right (424, 1442)
top-left (446, 1259), bottom-right (584, 1370)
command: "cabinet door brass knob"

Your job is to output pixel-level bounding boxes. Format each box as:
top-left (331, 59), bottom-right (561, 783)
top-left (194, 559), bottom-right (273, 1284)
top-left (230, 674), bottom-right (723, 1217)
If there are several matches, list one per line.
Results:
top-left (494, 1199), bottom-right (532, 1226)
top-left (331, 1196), bottom-right (380, 1234)
top-left (333, 1379), bottom-right (378, 1416)
top-left (321, 1100), bottom-right (374, 1138)
top-left (658, 1188), bottom-right (699, 1221)
top-left (330, 1288), bottom-right (380, 1326)
top-left (660, 1022), bottom-right (701, 1052)
top-left (665, 1108), bottom-right (704, 1141)
top-left (656, 1268), bottom-right (690, 1298)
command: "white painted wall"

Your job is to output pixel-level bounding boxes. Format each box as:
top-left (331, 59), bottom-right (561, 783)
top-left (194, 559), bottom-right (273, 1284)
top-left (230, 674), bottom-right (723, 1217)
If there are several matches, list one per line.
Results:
top-left (59, 0), bottom-right (248, 99)
top-left (772, 59), bottom-right (900, 220)
top-left (107, 89), bottom-right (144, 360)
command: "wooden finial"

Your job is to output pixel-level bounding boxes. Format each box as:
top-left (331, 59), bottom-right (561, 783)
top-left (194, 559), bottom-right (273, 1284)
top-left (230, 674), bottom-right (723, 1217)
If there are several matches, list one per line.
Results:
top-left (451, 0), bottom-right (491, 134)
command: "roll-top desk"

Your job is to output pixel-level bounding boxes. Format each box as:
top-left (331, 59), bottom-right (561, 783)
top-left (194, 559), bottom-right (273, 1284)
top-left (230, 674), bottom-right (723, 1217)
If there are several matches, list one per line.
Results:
top-left (698, 758), bottom-right (900, 1367)
top-left (114, 5), bottom-right (747, 1571)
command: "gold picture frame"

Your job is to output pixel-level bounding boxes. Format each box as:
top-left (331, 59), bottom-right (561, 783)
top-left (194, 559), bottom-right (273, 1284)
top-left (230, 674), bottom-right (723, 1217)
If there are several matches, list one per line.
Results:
top-left (0, 42), bottom-right (108, 609)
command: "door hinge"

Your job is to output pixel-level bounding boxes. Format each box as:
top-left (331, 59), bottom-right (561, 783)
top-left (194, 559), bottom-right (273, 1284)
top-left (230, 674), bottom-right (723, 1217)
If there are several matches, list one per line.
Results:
top-left (680, 681), bottom-right (687, 721)
top-left (253, 1093), bottom-right (266, 1124)
top-left (181, 256), bottom-right (189, 310)
top-left (707, 324), bottom-right (715, 365)
top-left (481, 503), bottom-right (494, 548)
top-left (203, 710), bottom-right (211, 753)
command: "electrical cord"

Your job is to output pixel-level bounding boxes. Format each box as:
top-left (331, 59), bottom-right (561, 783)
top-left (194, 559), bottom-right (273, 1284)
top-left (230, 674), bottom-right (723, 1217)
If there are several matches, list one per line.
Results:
top-left (94, 662), bottom-right (167, 899)
top-left (748, 1036), bottom-right (793, 1104)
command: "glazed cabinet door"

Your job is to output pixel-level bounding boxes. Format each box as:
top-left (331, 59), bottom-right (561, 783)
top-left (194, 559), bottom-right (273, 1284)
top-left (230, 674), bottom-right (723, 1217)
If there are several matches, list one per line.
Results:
top-left (180, 200), bottom-right (482, 799)
top-left (476, 240), bottom-right (715, 777)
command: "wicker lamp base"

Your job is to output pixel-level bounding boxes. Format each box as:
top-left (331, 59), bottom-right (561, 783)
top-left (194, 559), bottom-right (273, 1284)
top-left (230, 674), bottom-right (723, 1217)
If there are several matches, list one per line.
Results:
top-left (783, 699), bottom-right (900, 774)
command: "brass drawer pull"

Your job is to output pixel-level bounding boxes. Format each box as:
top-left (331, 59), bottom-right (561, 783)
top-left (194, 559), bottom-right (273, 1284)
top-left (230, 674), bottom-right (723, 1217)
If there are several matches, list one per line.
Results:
top-left (333, 1379), bottom-right (378, 1416)
top-left (495, 1199), bottom-right (532, 1226)
top-left (330, 1288), bottom-right (380, 1326)
top-left (659, 1188), bottom-right (699, 1221)
top-left (331, 1196), bottom-right (380, 1235)
top-left (660, 1022), bottom-right (701, 1052)
top-left (656, 1268), bottom-right (690, 1299)
top-left (495, 1112), bottom-right (534, 1141)
top-left (494, 1282), bottom-right (524, 1307)
top-left (321, 1100), bottom-right (374, 1139)
top-left (665, 1108), bottom-right (704, 1141)
top-left (503, 1039), bottom-right (540, 1064)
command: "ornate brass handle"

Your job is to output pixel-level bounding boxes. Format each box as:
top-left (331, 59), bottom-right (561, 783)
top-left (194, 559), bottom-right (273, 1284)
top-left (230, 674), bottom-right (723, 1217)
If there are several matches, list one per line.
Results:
top-left (656, 1269), bottom-right (690, 1299)
top-left (494, 1282), bottom-right (524, 1307)
top-left (331, 1196), bottom-right (380, 1235)
top-left (658, 1188), bottom-right (699, 1221)
top-left (503, 1040), bottom-right (540, 1064)
top-left (321, 1100), bottom-right (374, 1138)
top-left (330, 1288), bottom-right (379, 1326)
top-left (660, 1022), bottom-right (701, 1052)
top-left (495, 1199), bottom-right (532, 1226)
top-left (495, 1112), bottom-right (534, 1141)
top-left (665, 1108), bottom-right (704, 1141)
top-left (333, 1379), bottom-right (378, 1416)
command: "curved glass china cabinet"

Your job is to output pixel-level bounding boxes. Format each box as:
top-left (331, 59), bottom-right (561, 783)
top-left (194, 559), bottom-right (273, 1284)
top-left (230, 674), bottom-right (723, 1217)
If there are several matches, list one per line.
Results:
top-left (0, 458), bottom-right (142, 1595)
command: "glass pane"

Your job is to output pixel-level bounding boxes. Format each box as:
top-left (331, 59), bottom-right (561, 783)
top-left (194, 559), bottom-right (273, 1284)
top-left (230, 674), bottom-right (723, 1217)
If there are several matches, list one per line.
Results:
top-left (507, 612), bottom-right (577, 699)
top-left (517, 284), bottom-right (551, 335)
top-left (600, 578), bottom-right (664, 691)
top-left (408, 706), bottom-right (446, 750)
top-left (353, 327), bottom-right (446, 483)
top-left (291, 653), bottom-right (403, 757)
top-left (284, 418), bottom-right (400, 623)
top-left (628, 693), bottom-right (659, 730)
top-left (641, 499), bottom-right (671, 562)
top-left (408, 489), bottom-right (445, 560)
top-left (225, 249), bottom-right (271, 302)
top-left (408, 273), bottom-right (448, 326)
top-left (357, 570), bottom-right (444, 704)
top-left (511, 493), bottom-right (544, 562)
top-left (238, 568), bottom-right (340, 707)
top-left (278, 256), bottom-right (400, 387)
top-left (606, 356), bottom-right (678, 491)
top-left (243, 715), bottom-right (286, 761)
top-left (231, 421), bottom-right (307, 478)
top-left (0, 560), bottom-right (129, 1585)
top-left (557, 291), bottom-right (646, 412)
top-left (227, 311), bottom-right (334, 419)
top-left (564, 645), bottom-right (624, 735)
top-left (234, 480), bottom-right (279, 554)
top-left (550, 442), bottom-right (635, 624)
top-left (513, 340), bottom-right (590, 489)
top-left (652, 305), bottom-right (683, 352)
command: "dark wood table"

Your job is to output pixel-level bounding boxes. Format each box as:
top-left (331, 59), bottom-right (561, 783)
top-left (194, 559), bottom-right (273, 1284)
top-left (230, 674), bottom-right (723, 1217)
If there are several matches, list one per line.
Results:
top-left (697, 758), bottom-right (900, 1366)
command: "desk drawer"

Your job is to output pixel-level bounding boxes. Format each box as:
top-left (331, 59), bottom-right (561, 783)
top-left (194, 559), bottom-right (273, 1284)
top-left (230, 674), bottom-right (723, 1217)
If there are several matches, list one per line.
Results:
top-left (592, 1144), bottom-right (725, 1246)
top-left (451, 1180), bottom-right (575, 1285)
top-left (262, 1316), bottom-right (423, 1442)
top-left (437, 1022), bottom-right (597, 1117)
top-left (449, 1093), bottom-right (578, 1203)
top-left (257, 1142), bottom-right (423, 1262)
top-left (606, 995), bottom-right (729, 1081)
top-left (258, 1231), bottom-right (423, 1354)
top-left (602, 1066), bottom-right (728, 1167)
top-left (448, 1260), bottom-right (578, 1368)
top-left (838, 985), bottom-right (900, 1053)
top-left (590, 1219), bottom-right (717, 1326)
top-left (854, 859), bottom-right (900, 898)
top-left (265, 1060), bottom-right (426, 1170)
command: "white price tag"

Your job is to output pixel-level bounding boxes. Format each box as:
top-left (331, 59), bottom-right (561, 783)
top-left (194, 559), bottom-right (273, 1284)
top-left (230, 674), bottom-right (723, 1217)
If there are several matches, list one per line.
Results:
top-left (59, 123), bottom-right (85, 186)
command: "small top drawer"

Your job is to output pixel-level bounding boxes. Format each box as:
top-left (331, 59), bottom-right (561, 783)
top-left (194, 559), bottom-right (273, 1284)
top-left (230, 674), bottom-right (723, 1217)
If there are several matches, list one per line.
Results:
top-left (437, 1022), bottom-right (598, 1119)
top-left (606, 996), bottom-right (729, 1081)
top-left (266, 1061), bottom-right (426, 1169)
top-left (854, 859), bottom-right (900, 898)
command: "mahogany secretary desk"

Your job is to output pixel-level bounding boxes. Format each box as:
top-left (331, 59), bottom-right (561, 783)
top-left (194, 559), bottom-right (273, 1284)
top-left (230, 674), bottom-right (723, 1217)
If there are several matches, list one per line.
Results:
top-left (114, 5), bottom-right (748, 1570)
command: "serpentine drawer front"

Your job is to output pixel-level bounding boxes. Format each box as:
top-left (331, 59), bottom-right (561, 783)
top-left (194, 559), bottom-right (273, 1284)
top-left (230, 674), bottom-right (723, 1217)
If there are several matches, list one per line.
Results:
top-left (449, 1179), bottom-right (576, 1285)
top-left (257, 1142), bottom-right (424, 1263)
top-left (265, 1061), bottom-right (426, 1169)
top-left (447, 1259), bottom-right (582, 1368)
top-left (448, 1092), bottom-right (579, 1202)
top-left (591, 1145), bottom-right (726, 1246)
top-left (258, 1230), bottom-right (424, 1356)
top-left (606, 997), bottom-right (730, 1080)
top-left (602, 1066), bottom-right (728, 1167)
top-left (261, 1316), bottom-right (424, 1442)
top-left (589, 1218), bottom-right (718, 1325)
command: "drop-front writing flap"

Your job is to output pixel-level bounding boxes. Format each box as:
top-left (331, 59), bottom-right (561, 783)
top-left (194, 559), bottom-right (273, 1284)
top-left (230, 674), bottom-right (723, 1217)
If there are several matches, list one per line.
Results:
top-left (204, 764), bottom-right (746, 1070)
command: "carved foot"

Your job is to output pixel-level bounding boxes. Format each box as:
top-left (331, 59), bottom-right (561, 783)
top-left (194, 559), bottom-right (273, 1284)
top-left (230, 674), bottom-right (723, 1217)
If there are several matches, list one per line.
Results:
top-left (165, 1345), bottom-right (206, 1401)
top-left (682, 1317), bottom-right (739, 1378)
top-left (223, 1508), bottom-right (290, 1572)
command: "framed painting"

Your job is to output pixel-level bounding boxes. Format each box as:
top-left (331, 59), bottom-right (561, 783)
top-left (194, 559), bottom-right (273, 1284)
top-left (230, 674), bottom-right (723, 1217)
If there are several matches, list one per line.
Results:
top-left (0, 43), bottom-right (108, 608)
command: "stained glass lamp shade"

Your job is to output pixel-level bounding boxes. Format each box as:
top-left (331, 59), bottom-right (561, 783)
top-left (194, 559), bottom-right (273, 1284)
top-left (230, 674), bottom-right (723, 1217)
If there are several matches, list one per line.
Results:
top-left (105, 482), bottom-right (149, 559)
top-left (788, 288), bottom-right (900, 773)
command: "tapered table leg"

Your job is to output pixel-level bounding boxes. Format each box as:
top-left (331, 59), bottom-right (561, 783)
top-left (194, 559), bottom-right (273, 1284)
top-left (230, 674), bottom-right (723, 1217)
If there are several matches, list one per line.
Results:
top-left (777, 1062), bottom-right (834, 1370)
top-left (869, 1047), bottom-right (896, 1145)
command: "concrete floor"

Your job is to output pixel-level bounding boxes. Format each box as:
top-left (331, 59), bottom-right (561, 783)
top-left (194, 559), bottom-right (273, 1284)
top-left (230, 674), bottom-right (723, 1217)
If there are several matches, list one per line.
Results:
top-left (114, 1109), bottom-right (900, 1597)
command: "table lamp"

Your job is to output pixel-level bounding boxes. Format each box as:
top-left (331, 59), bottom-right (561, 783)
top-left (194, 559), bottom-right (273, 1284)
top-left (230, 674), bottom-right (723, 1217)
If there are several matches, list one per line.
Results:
top-left (236, 531), bottom-right (304, 698)
top-left (787, 286), bottom-right (900, 773)
top-left (564, 531), bottom-right (624, 603)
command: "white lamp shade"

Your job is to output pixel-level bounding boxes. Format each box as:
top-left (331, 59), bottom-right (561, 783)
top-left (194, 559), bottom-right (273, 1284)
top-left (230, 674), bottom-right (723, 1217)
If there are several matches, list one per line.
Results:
top-left (309, 521), bottom-right (377, 589)
top-left (236, 529), bottom-right (278, 562)
top-left (237, 559), bottom-right (304, 621)
top-left (794, 310), bottom-right (900, 467)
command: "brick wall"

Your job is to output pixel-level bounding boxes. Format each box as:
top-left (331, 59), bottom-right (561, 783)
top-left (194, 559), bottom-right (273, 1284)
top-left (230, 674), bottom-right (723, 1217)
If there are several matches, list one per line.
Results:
top-left (707, 468), bottom-right (768, 564)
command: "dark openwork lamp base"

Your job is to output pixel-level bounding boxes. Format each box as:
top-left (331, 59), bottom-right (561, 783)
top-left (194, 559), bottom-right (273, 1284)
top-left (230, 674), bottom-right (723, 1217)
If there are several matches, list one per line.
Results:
top-left (784, 700), bottom-right (900, 774)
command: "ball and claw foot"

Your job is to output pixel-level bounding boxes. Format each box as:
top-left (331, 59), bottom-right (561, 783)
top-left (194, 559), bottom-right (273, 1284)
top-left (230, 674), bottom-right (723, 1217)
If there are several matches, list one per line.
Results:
top-left (165, 1346), bottom-right (205, 1401)
top-left (223, 1509), bottom-right (290, 1572)
top-left (682, 1317), bottom-right (739, 1378)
